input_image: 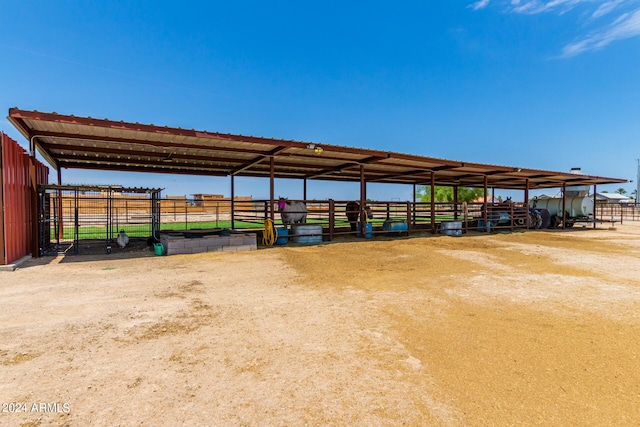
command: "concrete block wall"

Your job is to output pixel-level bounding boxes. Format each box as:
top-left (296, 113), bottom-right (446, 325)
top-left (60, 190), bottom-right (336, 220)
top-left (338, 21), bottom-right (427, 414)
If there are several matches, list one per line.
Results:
top-left (160, 233), bottom-right (257, 255)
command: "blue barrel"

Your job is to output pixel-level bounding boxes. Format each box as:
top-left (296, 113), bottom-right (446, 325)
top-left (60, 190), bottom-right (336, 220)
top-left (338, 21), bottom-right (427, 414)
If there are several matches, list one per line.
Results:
top-left (275, 227), bottom-right (289, 245)
top-left (356, 222), bottom-right (373, 238)
top-left (383, 219), bottom-right (408, 232)
top-left (477, 220), bottom-right (491, 232)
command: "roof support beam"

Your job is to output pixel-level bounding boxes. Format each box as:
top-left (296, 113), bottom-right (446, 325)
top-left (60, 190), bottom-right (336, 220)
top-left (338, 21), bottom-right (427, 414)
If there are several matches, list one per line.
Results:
top-left (368, 169), bottom-right (431, 183)
top-left (26, 130), bottom-right (273, 156)
top-left (359, 164), bottom-right (366, 237)
top-left (57, 161), bottom-right (230, 176)
top-left (483, 176), bottom-right (489, 233)
top-left (270, 157), bottom-right (275, 221)
top-left (593, 184), bottom-right (597, 229)
top-left (562, 183), bottom-right (567, 230)
top-left (231, 146), bottom-right (288, 176)
top-left (305, 155), bottom-right (385, 179)
top-left (368, 164), bottom-right (460, 182)
top-left (231, 175), bottom-right (235, 229)
top-left (430, 171), bottom-right (435, 234)
top-left (525, 179), bottom-right (530, 231)
top-left (40, 142), bottom-right (250, 165)
top-left (454, 170), bottom-right (506, 181)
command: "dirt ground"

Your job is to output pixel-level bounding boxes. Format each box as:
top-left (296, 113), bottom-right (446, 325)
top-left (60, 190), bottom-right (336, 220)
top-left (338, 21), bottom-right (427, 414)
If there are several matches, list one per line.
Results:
top-left (2, 222), bottom-right (640, 426)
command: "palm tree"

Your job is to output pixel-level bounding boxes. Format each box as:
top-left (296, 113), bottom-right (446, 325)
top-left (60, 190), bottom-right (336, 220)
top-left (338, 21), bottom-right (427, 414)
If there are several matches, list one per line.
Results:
top-left (616, 188), bottom-right (627, 195)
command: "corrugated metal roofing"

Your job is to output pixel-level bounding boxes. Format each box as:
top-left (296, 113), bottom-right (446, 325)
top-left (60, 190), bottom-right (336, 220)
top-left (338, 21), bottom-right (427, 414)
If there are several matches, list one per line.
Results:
top-left (7, 108), bottom-right (628, 190)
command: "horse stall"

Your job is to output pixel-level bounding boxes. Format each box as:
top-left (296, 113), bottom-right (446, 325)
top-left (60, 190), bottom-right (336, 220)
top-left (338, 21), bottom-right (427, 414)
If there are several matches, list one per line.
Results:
top-left (34, 189), bottom-right (592, 255)
top-left (234, 199), bottom-right (464, 244)
top-left (38, 185), bottom-right (162, 255)
top-left (235, 197), bottom-right (548, 245)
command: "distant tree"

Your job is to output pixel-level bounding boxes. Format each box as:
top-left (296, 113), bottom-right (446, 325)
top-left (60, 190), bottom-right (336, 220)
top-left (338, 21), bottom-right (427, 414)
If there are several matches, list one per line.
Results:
top-left (616, 188), bottom-right (627, 195)
top-left (416, 186), bottom-right (484, 203)
top-left (461, 187), bottom-right (486, 202)
top-left (632, 189), bottom-right (638, 201)
top-left (416, 186), bottom-right (453, 202)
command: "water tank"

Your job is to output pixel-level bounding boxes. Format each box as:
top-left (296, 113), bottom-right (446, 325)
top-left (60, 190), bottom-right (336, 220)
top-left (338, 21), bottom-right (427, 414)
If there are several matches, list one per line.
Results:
top-left (565, 167), bottom-right (590, 197)
top-left (530, 196), bottom-right (593, 218)
top-left (383, 219), bottom-right (408, 232)
top-left (291, 224), bottom-right (323, 243)
top-left (488, 212), bottom-right (510, 225)
top-left (440, 221), bottom-right (462, 236)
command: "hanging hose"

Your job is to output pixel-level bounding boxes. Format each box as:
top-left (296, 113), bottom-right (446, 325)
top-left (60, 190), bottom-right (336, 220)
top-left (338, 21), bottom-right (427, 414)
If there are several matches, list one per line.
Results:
top-left (262, 218), bottom-right (277, 246)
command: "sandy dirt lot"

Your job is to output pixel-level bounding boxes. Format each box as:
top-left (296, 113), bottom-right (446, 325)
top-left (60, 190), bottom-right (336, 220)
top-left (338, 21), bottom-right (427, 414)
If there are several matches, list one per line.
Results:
top-left (2, 222), bottom-right (640, 426)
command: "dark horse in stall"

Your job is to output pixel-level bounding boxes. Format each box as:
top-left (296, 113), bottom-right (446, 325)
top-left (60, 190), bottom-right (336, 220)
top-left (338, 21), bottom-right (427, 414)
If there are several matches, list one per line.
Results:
top-left (345, 201), bottom-right (373, 232)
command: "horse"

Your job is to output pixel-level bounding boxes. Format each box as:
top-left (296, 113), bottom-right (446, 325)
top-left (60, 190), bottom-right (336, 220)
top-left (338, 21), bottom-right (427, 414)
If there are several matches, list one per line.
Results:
top-left (345, 201), bottom-right (373, 232)
top-left (277, 198), bottom-right (308, 225)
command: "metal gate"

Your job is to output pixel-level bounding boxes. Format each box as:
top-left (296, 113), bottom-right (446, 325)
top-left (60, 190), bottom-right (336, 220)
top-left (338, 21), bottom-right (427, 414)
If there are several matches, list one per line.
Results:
top-left (38, 185), bottom-right (162, 256)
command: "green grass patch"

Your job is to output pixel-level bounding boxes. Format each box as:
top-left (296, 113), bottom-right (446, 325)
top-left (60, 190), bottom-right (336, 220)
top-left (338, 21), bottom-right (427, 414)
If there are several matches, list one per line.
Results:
top-left (51, 215), bottom-right (447, 241)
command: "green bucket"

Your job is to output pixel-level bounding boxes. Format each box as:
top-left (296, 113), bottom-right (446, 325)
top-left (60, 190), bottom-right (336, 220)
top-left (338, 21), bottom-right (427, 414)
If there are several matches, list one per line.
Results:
top-left (153, 243), bottom-right (164, 256)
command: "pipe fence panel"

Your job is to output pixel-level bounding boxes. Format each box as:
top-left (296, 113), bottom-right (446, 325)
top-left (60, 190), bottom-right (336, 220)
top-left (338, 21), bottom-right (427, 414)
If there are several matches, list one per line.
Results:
top-left (39, 186), bottom-right (160, 255)
top-left (596, 202), bottom-right (640, 223)
top-left (32, 193), bottom-right (639, 257)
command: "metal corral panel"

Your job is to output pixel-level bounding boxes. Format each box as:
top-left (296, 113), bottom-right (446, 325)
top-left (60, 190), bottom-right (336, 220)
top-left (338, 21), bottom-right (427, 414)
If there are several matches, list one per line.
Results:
top-left (1, 133), bottom-right (48, 264)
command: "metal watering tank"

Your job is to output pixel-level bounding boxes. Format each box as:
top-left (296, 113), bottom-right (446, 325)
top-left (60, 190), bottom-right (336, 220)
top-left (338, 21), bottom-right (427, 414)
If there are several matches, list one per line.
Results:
top-left (530, 168), bottom-right (594, 220)
top-left (529, 196), bottom-right (594, 218)
top-left (488, 212), bottom-right (511, 225)
top-left (565, 167), bottom-right (590, 197)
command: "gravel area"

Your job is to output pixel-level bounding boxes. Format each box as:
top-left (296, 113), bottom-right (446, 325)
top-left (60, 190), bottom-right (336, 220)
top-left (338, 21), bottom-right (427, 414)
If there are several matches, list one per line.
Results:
top-left (2, 222), bottom-right (640, 426)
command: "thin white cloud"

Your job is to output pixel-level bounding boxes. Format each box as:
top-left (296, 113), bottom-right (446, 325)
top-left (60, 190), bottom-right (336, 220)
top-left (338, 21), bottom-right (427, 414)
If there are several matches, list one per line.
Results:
top-left (469, 0), bottom-right (491, 10)
top-left (511, 0), bottom-right (585, 14)
top-left (470, 0), bottom-right (640, 56)
top-left (591, 0), bottom-right (625, 19)
top-left (561, 7), bottom-right (640, 56)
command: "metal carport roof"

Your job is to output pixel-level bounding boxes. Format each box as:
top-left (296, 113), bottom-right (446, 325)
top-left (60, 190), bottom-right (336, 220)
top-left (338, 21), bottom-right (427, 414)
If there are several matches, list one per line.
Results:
top-left (7, 108), bottom-right (628, 190)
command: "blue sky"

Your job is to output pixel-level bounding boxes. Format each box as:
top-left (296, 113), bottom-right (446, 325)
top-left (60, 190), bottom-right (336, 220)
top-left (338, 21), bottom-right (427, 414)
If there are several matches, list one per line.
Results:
top-left (1, 0), bottom-right (638, 200)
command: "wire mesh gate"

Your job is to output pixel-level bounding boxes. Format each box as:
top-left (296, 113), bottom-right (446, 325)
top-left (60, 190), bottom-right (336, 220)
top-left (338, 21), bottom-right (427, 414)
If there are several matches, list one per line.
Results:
top-left (38, 185), bottom-right (162, 256)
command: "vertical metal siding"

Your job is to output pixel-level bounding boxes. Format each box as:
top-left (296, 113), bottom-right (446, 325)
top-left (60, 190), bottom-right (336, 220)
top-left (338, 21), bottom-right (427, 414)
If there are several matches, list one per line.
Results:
top-left (1, 133), bottom-right (48, 265)
top-left (0, 138), bottom-right (3, 265)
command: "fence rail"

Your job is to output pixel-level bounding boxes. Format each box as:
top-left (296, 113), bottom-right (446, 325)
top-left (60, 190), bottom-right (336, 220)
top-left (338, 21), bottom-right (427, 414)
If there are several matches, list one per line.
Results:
top-left (43, 196), bottom-right (573, 236)
top-left (595, 202), bottom-right (640, 223)
top-left (39, 191), bottom-right (640, 255)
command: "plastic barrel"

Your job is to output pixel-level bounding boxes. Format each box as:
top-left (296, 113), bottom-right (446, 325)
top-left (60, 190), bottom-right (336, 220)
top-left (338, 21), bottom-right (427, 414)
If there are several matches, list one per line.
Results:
top-left (383, 220), bottom-right (408, 232)
top-left (477, 220), bottom-right (491, 232)
top-left (356, 222), bottom-right (373, 238)
top-left (275, 227), bottom-right (289, 245)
